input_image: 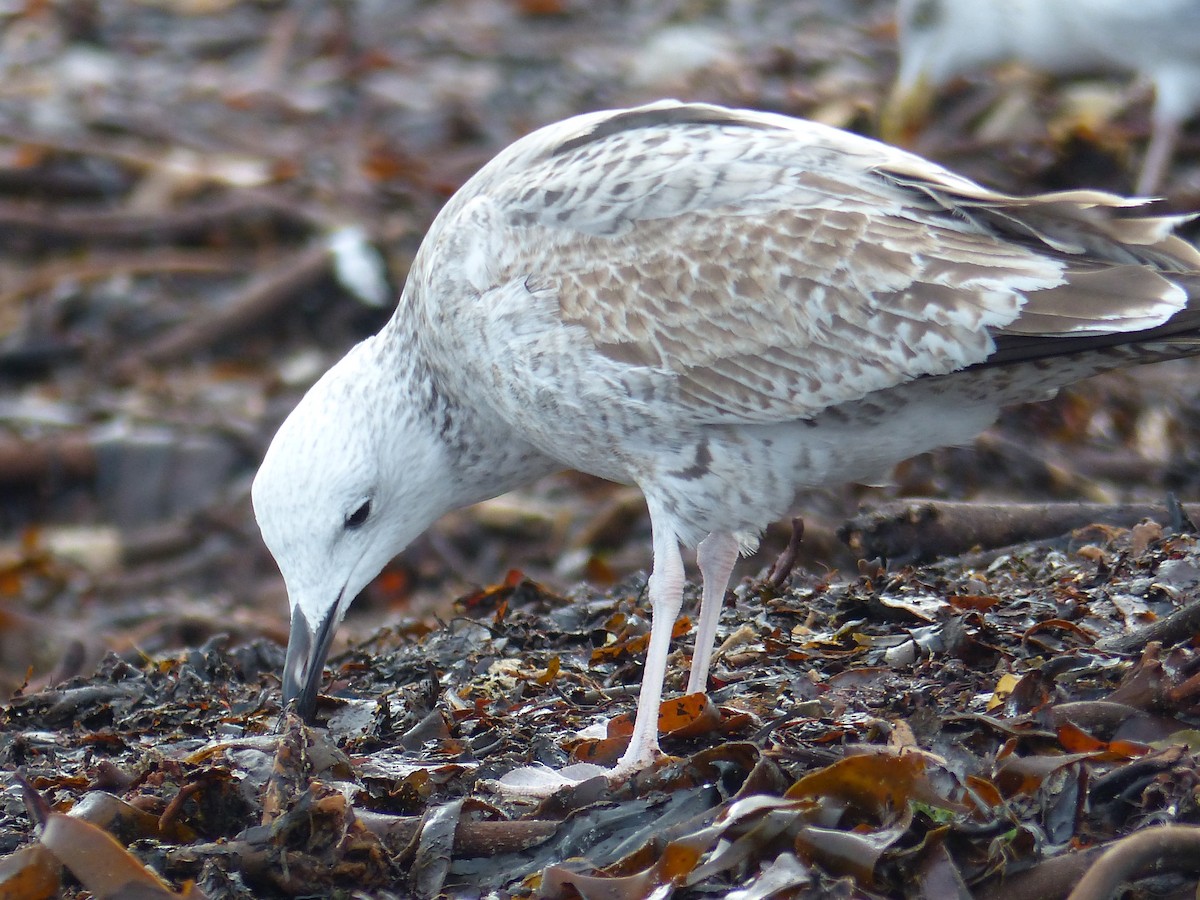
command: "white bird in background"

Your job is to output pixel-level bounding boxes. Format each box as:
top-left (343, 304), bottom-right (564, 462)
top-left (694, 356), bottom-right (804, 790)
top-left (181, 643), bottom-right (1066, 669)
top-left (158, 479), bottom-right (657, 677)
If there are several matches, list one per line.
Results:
top-left (253, 100), bottom-right (1200, 795)
top-left (885, 0), bottom-right (1200, 195)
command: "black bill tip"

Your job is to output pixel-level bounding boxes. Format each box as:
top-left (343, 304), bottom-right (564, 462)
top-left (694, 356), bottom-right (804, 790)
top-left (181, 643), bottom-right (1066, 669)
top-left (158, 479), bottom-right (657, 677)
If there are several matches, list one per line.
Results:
top-left (282, 604), bottom-right (338, 722)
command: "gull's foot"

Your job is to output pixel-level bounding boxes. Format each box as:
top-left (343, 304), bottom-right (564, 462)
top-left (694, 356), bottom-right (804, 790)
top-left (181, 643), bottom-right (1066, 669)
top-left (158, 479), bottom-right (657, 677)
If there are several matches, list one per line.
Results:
top-left (490, 762), bottom-right (611, 797)
top-left (487, 749), bottom-right (663, 798)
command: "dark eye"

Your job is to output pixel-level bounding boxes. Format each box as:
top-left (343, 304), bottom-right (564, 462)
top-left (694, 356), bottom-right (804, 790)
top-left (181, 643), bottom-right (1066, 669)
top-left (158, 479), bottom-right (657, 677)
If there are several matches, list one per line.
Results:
top-left (345, 500), bottom-right (371, 530)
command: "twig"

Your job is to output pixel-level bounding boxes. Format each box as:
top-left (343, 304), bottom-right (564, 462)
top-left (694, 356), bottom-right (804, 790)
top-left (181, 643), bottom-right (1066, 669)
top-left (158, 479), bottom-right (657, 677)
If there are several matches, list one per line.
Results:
top-left (0, 192), bottom-right (321, 244)
top-left (1098, 598), bottom-right (1200, 655)
top-left (114, 240), bottom-right (334, 376)
top-left (0, 250), bottom-right (249, 309)
top-left (0, 434), bottom-right (96, 485)
top-left (158, 779), bottom-right (207, 835)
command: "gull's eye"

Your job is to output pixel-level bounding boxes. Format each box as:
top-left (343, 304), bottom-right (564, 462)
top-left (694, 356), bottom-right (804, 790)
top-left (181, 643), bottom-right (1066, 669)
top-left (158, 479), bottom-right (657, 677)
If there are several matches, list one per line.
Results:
top-left (345, 499), bottom-right (371, 530)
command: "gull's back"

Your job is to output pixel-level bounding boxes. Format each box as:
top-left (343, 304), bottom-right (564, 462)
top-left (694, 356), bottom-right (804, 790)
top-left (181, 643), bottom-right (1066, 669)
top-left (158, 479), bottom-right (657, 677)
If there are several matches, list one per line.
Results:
top-left (388, 101), bottom-right (1200, 544)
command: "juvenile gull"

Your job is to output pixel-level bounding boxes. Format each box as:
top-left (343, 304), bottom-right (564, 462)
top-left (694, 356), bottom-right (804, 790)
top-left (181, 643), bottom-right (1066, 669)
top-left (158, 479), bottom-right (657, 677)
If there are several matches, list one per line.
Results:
top-left (885, 0), bottom-right (1200, 195)
top-left (252, 100), bottom-right (1200, 794)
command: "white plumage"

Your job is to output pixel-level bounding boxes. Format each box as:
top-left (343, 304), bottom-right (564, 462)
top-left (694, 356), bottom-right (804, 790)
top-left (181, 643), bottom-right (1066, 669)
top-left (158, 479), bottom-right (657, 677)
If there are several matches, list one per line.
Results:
top-left (253, 101), bottom-right (1200, 794)
top-left (887, 0), bottom-right (1200, 194)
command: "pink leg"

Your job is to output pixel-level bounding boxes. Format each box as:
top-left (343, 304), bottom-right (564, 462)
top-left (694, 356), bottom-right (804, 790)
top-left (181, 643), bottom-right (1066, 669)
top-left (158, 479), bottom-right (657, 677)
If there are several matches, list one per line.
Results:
top-left (686, 532), bottom-right (740, 694)
top-left (1136, 114), bottom-right (1179, 196)
top-left (616, 519), bottom-right (685, 771)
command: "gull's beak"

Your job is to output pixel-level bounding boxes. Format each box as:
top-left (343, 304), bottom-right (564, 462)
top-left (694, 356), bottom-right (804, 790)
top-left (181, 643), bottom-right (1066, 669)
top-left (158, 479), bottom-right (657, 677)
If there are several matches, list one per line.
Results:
top-left (282, 601), bottom-right (339, 721)
top-left (880, 70), bottom-right (934, 146)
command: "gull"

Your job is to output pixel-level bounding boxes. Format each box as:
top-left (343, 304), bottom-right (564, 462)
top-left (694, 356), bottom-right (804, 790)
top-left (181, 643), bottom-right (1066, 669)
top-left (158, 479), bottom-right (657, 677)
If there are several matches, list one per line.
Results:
top-left (252, 100), bottom-right (1200, 795)
top-left (885, 0), bottom-right (1200, 195)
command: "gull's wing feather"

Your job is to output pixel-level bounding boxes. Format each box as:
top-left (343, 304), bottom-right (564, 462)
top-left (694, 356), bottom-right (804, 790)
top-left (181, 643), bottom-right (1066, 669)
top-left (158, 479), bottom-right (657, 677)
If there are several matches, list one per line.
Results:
top-left (437, 102), bottom-right (1200, 425)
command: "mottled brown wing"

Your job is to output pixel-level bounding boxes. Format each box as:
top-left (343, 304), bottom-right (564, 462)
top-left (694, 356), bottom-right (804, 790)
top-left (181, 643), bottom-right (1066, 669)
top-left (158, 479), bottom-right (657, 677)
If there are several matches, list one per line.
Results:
top-left (476, 105), bottom-right (1197, 424)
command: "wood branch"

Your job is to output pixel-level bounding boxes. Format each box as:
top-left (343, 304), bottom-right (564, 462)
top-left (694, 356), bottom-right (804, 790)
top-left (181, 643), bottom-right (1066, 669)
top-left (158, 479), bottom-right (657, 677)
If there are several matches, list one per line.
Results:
top-left (356, 810), bottom-right (559, 856)
top-left (0, 250), bottom-right (250, 309)
top-left (977, 825), bottom-right (1200, 900)
top-left (840, 500), bottom-right (1199, 564)
top-left (0, 434), bottom-right (96, 485)
top-left (114, 240), bottom-right (334, 376)
top-left (0, 192), bottom-right (321, 244)
top-left (1098, 598), bottom-right (1200, 655)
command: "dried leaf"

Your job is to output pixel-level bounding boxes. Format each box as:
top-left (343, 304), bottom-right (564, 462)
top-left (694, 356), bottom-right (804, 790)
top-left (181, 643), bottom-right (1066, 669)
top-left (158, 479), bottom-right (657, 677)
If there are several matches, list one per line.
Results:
top-left (0, 844), bottom-right (60, 900)
top-left (785, 750), bottom-right (959, 821)
top-left (570, 716), bottom-right (632, 765)
top-left (963, 775), bottom-right (1005, 816)
top-left (40, 812), bottom-right (198, 899)
top-left (533, 655), bottom-right (561, 686)
top-left (993, 749), bottom-right (1098, 797)
top-left (988, 672), bottom-right (1023, 710)
top-left (658, 692), bottom-right (721, 739)
top-left (1057, 721), bottom-right (1149, 760)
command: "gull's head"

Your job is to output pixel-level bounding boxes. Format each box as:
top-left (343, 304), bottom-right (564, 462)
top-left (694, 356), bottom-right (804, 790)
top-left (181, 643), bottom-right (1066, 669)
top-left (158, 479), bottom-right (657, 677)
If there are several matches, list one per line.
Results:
top-left (252, 336), bottom-right (451, 720)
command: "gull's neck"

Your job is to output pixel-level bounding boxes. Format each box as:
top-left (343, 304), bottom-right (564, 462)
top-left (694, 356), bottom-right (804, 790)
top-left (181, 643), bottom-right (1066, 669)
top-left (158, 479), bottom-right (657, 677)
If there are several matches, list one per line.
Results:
top-left (374, 314), bottom-right (560, 511)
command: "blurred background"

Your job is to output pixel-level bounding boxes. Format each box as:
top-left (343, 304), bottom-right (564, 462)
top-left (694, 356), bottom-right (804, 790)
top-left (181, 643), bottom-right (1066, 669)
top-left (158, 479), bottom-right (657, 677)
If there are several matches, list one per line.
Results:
top-left (2, 0), bottom-right (1199, 701)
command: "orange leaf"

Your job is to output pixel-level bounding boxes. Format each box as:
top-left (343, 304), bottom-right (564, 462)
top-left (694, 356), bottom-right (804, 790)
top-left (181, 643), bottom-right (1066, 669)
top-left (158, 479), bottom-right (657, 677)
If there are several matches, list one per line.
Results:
top-left (372, 565), bottom-right (412, 600)
top-left (40, 812), bottom-right (188, 898)
top-left (786, 750), bottom-right (959, 819)
top-left (492, 598), bottom-right (509, 624)
top-left (658, 840), bottom-right (704, 882)
top-left (515, 0), bottom-right (566, 14)
top-left (658, 692), bottom-right (721, 739)
top-left (0, 844), bottom-right (60, 900)
top-left (1057, 722), bottom-right (1107, 753)
top-left (605, 715), bottom-right (634, 739)
top-left (568, 715), bottom-right (634, 764)
top-left (458, 569), bottom-right (529, 611)
top-left (963, 774), bottom-right (1005, 815)
top-left (533, 656), bottom-right (560, 685)
top-left (718, 709), bottom-right (756, 735)
top-left (569, 735), bottom-right (628, 766)
top-left (1057, 722), bottom-right (1149, 760)
top-left (1106, 739), bottom-right (1151, 759)
top-left (993, 751), bottom-right (1096, 798)
top-left (1021, 618), bottom-right (1098, 645)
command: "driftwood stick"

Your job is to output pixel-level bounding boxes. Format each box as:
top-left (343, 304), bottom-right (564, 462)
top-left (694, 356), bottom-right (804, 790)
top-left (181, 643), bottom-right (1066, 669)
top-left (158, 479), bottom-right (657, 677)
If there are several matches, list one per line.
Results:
top-left (0, 434), bottom-right (96, 485)
top-left (0, 192), bottom-right (319, 243)
top-left (0, 250), bottom-right (248, 309)
top-left (1099, 599), bottom-right (1200, 655)
top-left (114, 240), bottom-right (333, 376)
